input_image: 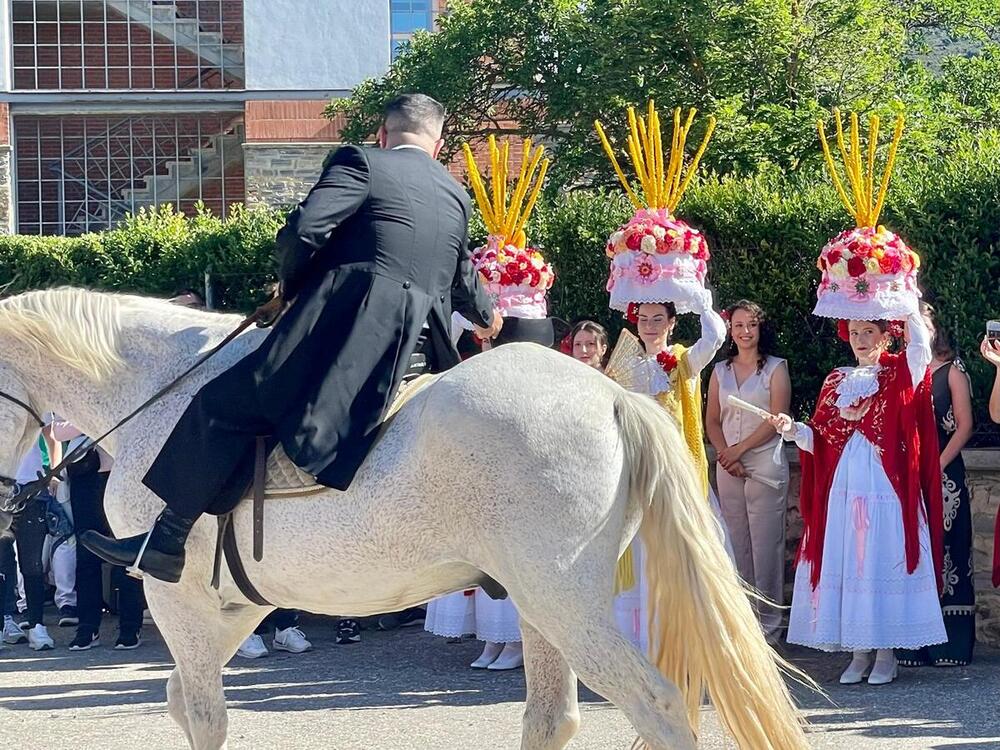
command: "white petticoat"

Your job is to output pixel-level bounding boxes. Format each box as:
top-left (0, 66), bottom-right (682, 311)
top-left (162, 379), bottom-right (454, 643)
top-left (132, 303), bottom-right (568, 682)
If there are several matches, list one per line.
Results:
top-left (787, 432), bottom-right (946, 651)
top-left (424, 589), bottom-right (522, 644)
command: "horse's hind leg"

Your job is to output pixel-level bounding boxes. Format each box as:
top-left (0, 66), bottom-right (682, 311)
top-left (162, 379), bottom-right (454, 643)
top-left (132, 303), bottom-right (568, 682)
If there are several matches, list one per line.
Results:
top-left (518, 595), bottom-right (695, 750)
top-left (520, 620), bottom-right (580, 750)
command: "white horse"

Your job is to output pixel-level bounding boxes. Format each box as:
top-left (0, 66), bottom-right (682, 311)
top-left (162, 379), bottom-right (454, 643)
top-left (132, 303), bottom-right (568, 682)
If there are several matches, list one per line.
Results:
top-left (0, 288), bottom-right (809, 750)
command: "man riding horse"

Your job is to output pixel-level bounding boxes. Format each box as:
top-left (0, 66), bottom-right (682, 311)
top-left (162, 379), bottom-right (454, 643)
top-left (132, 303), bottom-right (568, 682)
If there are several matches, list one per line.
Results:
top-left (83, 94), bottom-right (503, 582)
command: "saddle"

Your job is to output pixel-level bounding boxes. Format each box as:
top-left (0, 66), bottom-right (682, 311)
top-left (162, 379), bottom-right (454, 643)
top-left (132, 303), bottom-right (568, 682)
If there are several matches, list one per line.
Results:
top-left (214, 373), bottom-right (442, 604)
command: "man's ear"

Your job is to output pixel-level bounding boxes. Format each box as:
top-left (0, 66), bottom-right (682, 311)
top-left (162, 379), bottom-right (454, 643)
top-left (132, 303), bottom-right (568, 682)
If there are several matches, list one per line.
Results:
top-left (432, 138), bottom-right (445, 159)
top-left (376, 126), bottom-right (387, 149)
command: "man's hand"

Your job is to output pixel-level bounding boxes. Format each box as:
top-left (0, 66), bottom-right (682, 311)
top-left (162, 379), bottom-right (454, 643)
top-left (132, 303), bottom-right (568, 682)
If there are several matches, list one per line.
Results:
top-left (474, 309), bottom-right (504, 341)
top-left (253, 294), bottom-right (286, 328)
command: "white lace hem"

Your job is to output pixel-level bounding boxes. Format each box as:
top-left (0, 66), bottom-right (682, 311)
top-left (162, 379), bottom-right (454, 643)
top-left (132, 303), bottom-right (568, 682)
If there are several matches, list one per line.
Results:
top-left (812, 289), bottom-right (919, 321)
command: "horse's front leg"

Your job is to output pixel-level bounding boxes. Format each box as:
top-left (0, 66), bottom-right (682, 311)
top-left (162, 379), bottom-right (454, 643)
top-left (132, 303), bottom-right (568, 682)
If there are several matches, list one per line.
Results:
top-left (520, 620), bottom-right (581, 750)
top-left (148, 578), bottom-right (268, 750)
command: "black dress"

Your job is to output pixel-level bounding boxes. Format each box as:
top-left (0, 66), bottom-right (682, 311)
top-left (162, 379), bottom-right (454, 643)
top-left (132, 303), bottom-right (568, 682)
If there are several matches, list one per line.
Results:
top-left (898, 359), bottom-right (976, 666)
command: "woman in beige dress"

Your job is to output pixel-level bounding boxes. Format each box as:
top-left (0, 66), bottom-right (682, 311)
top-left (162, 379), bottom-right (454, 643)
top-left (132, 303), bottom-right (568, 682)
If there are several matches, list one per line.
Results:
top-left (706, 300), bottom-right (791, 639)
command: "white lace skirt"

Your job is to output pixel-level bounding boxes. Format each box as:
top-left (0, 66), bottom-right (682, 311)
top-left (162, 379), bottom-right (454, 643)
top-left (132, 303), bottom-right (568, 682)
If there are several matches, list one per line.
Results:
top-left (788, 432), bottom-right (946, 651)
top-left (424, 589), bottom-right (522, 643)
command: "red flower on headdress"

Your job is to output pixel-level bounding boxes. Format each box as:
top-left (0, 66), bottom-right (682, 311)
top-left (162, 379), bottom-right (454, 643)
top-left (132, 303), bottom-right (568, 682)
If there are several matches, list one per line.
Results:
top-left (656, 350), bottom-right (679, 374)
top-left (847, 256), bottom-right (867, 278)
top-left (626, 302), bottom-right (640, 324)
top-left (559, 334), bottom-right (573, 355)
top-left (887, 320), bottom-right (904, 339)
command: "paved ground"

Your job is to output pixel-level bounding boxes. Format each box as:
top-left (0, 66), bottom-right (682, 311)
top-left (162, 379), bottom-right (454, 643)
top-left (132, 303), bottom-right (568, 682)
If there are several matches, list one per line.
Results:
top-left (2, 613), bottom-right (999, 749)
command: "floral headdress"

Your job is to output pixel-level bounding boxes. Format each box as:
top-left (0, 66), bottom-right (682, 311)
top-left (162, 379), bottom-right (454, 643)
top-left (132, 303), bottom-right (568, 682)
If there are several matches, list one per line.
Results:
top-left (813, 109), bottom-right (921, 321)
top-left (463, 137), bottom-right (554, 320)
top-left (594, 101), bottom-right (716, 315)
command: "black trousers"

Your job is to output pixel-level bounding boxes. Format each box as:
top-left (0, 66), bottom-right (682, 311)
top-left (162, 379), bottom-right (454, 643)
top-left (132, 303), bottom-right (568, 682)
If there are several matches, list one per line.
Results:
top-left (0, 534), bottom-right (17, 619)
top-left (255, 608), bottom-right (298, 635)
top-left (143, 340), bottom-right (435, 519)
top-left (68, 451), bottom-right (144, 634)
top-left (9, 495), bottom-right (48, 627)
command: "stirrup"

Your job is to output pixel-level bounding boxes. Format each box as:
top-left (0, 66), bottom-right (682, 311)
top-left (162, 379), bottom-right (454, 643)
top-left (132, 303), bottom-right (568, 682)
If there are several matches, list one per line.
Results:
top-left (125, 526), bottom-right (156, 580)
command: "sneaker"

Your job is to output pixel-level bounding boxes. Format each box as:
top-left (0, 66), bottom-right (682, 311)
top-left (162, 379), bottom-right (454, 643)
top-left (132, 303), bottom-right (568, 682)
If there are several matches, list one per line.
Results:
top-left (236, 634), bottom-right (268, 659)
top-left (336, 619), bottom-right (361, 645)
top-left (58, 606), bottom-right (79, 627)
top-left (27, 624), bottom-right (55, 651)
top-left (377, 607), bottom-right (426, 631)
top-left (69, 629), bottom-right (101, 651)
top-left (3, 616), bottom-right (27, 644)
top-left (273, 626), bottom-right (312, 654)
top-left (115, 630), bottom-right (142, 650)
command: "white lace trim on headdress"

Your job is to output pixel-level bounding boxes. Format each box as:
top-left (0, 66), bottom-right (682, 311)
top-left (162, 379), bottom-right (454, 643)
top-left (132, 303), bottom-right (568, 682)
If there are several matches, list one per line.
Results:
top-left (834, 365), bottom-right (881, 408)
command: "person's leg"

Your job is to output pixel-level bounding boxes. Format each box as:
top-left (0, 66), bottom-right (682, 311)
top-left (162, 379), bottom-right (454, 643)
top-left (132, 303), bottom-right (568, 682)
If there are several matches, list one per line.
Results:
top-left (81, 357), bottom-right (273, 582)
top-left (744, 473), bottom-right (787, 637)
top-left (12, 497), bottom-right (48, 628)
top-left (12, 497), bottom-right (54, 650)
top-left (715, 468), bottom-right (753, 584)
top-left (68, 457), bottom-right (107, 643)
top-left (51, 540), bottom-right (77, 621)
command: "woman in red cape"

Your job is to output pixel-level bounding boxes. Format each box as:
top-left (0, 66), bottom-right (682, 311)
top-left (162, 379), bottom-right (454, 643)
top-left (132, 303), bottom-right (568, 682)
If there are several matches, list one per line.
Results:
top-left (770, 314), bottom-right (945, 686)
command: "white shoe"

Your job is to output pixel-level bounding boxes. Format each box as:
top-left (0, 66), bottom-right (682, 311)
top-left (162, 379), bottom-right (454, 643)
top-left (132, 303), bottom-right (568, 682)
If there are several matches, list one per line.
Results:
top-left (27, 624), bottom-right (55, 651)
top-left (487, 642), bottom-right (524, 671)
top-left (273, 626), bottom-right (312, 654)
top-left (839, 651), bottom-right (873, 684)
top-left (3, 616), bottom-right (27, 644)
top-left (868, 653), bottom-right (899, 685)
top-left (236, 634), bottom-right (268, 659)
top-left (470, 641), bottom-right (504, 669)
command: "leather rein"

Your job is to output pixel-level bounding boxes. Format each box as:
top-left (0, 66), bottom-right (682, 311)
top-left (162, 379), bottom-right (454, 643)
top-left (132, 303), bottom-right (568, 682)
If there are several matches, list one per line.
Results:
top-left (0, 306), bottom-right (274, 516)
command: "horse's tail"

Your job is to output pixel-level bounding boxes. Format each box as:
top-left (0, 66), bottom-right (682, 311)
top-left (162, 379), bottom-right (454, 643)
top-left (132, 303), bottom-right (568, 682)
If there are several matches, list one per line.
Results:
top-left (613, 389), bottom-right (810, 750)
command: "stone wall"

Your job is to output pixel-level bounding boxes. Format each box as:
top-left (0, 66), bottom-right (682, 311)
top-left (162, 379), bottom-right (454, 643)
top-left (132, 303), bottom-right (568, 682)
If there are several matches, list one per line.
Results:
top-left (765, 447), bottom-right (1000, 647)
top-left (243, 143), bottom-right (335, 208)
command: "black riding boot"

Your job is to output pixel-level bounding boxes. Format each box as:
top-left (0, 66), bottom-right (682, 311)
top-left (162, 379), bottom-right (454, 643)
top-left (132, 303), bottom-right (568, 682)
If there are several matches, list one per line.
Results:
top-left (80, 507), bottom-right (196, 583)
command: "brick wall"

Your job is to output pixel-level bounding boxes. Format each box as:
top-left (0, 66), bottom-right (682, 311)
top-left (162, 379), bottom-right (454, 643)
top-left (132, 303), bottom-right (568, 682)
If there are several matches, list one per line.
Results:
top-left (245, 101), bottom-right (346, 143)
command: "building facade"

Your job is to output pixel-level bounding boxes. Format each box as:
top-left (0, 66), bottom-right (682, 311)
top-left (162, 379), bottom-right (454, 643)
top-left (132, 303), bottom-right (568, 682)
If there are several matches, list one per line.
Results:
top-left (0, 0), bottom-right (442, 235)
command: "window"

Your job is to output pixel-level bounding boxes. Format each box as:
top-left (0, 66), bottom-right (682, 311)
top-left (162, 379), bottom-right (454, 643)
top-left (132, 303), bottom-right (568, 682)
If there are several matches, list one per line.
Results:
top-left (391, 0), bottom-right (435, 59)
top-left (10, 0), bottom-right (245, 91)
top-left (13, 113), bottom-right (244, 235)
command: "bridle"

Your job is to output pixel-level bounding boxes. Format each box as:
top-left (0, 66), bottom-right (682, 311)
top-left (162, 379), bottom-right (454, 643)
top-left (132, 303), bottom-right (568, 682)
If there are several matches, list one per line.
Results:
top-left (0, 304), bottom-right (272, 516)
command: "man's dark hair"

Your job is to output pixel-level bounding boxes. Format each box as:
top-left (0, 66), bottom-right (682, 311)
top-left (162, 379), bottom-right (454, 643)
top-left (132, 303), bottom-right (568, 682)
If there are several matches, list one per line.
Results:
top-left (383, 94), bottom-right (446, 139)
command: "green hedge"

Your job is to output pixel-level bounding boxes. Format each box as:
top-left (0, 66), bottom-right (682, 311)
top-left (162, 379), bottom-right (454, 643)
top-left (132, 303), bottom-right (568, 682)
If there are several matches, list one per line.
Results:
top-left (0, 203), bottom-right (283, 311)
top-left (3, 135), bottom-right (999, 438)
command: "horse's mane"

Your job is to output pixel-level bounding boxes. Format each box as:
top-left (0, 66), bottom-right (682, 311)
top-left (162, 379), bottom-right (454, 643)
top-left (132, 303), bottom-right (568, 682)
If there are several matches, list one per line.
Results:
top-left (0, 287), bottom-right (232, 380)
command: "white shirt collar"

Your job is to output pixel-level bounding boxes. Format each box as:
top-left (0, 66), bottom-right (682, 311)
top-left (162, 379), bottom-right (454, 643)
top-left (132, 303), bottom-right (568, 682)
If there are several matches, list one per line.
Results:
top-left (392, 144), bottom-right (428, 153)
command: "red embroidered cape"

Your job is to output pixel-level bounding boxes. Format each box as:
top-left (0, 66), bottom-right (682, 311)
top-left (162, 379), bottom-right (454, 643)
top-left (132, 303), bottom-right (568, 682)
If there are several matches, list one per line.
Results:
top-left (797, 351), bottom-right (943, 592)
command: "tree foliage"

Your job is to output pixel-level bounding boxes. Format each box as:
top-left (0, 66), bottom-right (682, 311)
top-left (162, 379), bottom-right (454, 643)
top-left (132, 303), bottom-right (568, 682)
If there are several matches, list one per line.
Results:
top-left (330, 0), bottom-right (1000, 184)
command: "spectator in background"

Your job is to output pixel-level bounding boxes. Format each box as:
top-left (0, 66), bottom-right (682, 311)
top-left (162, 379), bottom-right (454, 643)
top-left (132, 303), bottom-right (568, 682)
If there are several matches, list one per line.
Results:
top-left (897, 303), bottom-right (975, 666)
top-left (978, 329), bottom-right (1000, 589)
top-left (52, 421), bottom-right (145, 651)
top-left (11, 420), bottom-right (63, 650)
top-left (705, 300), bottom-right (791, 641)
